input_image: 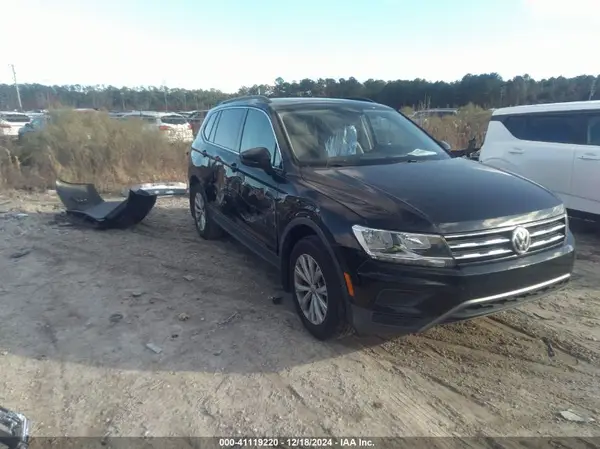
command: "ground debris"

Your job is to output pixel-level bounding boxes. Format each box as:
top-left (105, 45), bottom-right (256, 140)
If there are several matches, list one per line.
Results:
top-left (183, 275), bottom-right (195, 282)
top-left (9, 249), bottom-right (31, 259)
top-left (558, 410), bottom-right (595, 423)
top-left (177, 312), bottom-right (190, 321)
top-left (270, 294), bottom-right (283, 305)
top-left (145, 343), bottom-right (162, 354)
top-left (109, 313), bottom-right (124, 324)
top-left (541, 337), bottom-right (556, 358)
top-left (218, 312), bottom-right (239, 326)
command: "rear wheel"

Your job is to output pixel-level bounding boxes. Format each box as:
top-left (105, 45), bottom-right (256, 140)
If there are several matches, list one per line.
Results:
top-left (190, 183), bottom-right (223, 240)
top-left (289, 236), bottom-right (353, 340)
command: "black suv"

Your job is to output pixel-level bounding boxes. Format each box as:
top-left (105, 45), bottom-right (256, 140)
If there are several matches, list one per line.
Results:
top-left (188, 96), bottom-right (575, 340)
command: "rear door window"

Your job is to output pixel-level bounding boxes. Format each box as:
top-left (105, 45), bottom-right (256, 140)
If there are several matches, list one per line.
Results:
top-left (212, 108), bottom-right (247, 151)
top-left (585, 115), bottom-right (600, 146)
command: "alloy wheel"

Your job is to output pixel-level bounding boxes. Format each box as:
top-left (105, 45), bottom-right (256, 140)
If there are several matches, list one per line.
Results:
top-left (294, 254), bottom-right (328, 325)
top-left (194, 192), bottom-right (206, 232)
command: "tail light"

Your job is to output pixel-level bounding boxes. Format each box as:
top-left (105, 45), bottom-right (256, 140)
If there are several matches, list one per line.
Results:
top-left (188, 123), bottom-right (192, 129)
top-left (159, 125), bottom-right (170, 131)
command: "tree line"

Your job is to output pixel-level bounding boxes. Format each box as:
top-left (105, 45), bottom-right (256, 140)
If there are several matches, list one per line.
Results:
top-left (0, 73), bottom-right (598, 113)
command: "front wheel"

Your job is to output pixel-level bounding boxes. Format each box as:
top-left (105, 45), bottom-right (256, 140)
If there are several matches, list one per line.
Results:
top-left (289, 236), bottom-right (353, 340)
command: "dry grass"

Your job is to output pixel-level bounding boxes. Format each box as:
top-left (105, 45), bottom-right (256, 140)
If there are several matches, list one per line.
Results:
top-left (0, 106), bottom-right (492, 192)
top-left (403, 104), bottom-right (492, 149)
top-left (0, 109), bottom-right (188, 192)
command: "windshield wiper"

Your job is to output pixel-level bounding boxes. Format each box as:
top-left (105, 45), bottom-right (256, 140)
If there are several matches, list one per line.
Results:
top-left (319, 157), bottom-right (424, 168)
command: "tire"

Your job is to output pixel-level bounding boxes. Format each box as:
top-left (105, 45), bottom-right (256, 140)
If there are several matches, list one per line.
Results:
top-left (289, 236), bottom-right (353, 340)
top-left (190, 183), bottom-right (223, 240)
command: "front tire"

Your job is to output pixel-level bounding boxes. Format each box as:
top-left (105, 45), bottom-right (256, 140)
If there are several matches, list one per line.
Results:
top-left (190, 183), bottom-right (223, 240)
top-left (289, 236), bottom-right (353, 340)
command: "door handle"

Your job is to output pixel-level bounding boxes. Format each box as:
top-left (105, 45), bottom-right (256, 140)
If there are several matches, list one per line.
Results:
top-left (578, 154), bottom-right (600, 161)
top-left (508, 148), bottom-right (524, 154)
top-left (231, 162), bottom-right (238, 172)
top-left (200, 150), bottom-right (207, 157)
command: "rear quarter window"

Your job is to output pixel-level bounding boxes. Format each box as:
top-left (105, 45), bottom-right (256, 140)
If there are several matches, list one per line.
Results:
top-left (201, 112), bottom-right (218, 141)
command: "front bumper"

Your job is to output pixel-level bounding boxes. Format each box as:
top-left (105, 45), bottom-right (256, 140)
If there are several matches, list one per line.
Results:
top-left (346, 235), bottom-right (575, 335)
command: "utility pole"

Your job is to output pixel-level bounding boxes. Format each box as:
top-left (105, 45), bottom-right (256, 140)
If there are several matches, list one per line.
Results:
top-left (589, 78), bottom-right (597, 101)
top-left (9, 64), bottom-right (23, 111)
top-left (163, 87), bottom-right (168, 112)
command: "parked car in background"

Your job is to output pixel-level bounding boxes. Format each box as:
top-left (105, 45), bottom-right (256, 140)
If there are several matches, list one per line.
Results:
top-left (188, 95), bottom-right (574, 340)
top-left (120, 111), bottom-right (193, 142)
top-left (24, 110), bottom-right (47, 119)
top-left (18, 115), bottom-right (48, 140)
top-left (410, 108), bottom-right (458, 126)
top-left (479, 100), bottom-right (600, 221)
top-left (189, 110), bottom-right (209, 138)
top-left (0, 112), bottom-right (31, 139)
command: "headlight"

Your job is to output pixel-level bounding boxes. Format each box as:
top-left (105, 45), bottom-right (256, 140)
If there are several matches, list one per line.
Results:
top-left (352, 225), bottom-right (454, 267)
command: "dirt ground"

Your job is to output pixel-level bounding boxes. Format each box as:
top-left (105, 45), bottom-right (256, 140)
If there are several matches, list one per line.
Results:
top-left (0, 190), bottom-right (599, 440)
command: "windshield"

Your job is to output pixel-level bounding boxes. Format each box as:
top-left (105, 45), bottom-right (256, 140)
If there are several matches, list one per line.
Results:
top-left (278, 106), bottom-right (449, 166)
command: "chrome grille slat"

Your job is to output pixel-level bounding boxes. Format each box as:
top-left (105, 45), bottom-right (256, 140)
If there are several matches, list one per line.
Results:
top-left (530, 223), bottom-right (565, 237)
top-left (445, 214), bottom-right (567, 264)
top-left (448, 237), bottom-right (510, 250)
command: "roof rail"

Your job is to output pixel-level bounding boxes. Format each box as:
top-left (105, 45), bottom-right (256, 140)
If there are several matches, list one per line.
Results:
top-left (218, 95), bottom-right (271, 106)
top-left (344, 97), bottom-right (376, 103)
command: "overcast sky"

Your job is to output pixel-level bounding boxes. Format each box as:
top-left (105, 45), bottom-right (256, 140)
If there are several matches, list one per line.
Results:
top-left (1, 0), bottom-right (598, 93)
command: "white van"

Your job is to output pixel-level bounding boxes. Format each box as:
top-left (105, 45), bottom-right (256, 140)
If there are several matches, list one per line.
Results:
top-left (479, 100), bottom-right (600, 219)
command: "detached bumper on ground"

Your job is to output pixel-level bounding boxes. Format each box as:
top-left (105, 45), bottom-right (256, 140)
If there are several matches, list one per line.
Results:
top-left (55, 179), bottom-right (157, 229)
top-left (348, 235), bottom-right (575, 335)
top-left (0, 406), bottom-right (29, 449)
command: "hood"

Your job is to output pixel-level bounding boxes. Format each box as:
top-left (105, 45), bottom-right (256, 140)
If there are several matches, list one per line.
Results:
top-left (301, 158), bottom-right (563, 234)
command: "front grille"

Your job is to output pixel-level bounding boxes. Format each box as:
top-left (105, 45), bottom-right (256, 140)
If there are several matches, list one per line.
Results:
top-left (445, 214), bottom-right (567, 264)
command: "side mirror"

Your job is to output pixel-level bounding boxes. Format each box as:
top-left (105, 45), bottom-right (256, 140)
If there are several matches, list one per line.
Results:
top-left (240, 147), bottom-right (273, 172)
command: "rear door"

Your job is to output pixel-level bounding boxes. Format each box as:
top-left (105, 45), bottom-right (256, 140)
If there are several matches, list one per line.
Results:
top-left (570, 112), bottom-right (600, 215)
top-left (498, 113), bottom-right (577, 201)
top-left (209, 107), bottom-right (248, 221)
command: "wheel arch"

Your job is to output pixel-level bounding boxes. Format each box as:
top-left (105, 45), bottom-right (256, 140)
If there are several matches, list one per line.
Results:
top-left (279, 217), bottom-right (348, 298)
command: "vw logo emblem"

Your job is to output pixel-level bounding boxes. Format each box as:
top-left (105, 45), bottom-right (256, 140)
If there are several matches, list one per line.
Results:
top-left (511, 226), bottom-right (531, 254)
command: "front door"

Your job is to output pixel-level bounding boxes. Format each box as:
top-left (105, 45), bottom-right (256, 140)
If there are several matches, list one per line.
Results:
top-left (502, 113), bottom-right (577, 200)
top-left (235, 108), bottom-right (282, 253)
